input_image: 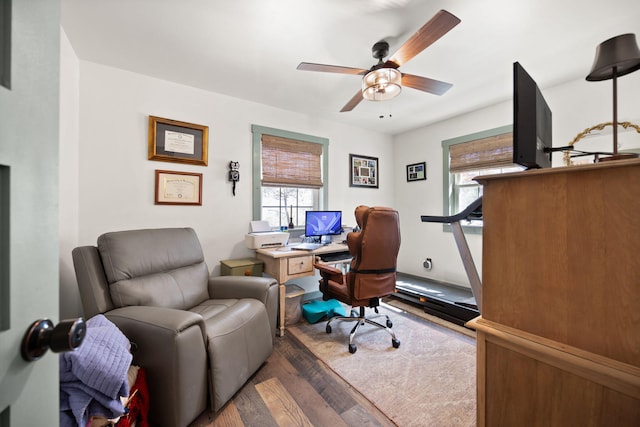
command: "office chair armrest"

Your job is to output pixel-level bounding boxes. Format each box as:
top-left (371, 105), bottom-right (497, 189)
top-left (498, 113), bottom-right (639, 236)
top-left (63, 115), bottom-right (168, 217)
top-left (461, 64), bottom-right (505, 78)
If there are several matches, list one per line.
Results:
top-left (314, 263), bottom-right (344, 284)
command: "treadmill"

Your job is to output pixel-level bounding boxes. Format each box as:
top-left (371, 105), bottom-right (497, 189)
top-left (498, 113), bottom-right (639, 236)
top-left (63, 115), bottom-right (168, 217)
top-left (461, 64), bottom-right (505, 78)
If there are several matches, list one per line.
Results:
top-left (393, 197), bottom-right (483, 326)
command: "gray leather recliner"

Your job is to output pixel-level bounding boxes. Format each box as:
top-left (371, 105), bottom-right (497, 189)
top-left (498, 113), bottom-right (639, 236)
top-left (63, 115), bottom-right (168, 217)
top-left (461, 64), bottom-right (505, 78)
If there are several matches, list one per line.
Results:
top-left (72, 227), bottom-right (278, 427)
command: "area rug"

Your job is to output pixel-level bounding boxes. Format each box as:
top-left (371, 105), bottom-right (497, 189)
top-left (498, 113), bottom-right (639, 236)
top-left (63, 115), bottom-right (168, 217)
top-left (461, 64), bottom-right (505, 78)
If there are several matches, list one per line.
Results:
top-left (288, 302), bottom-right (476, 427)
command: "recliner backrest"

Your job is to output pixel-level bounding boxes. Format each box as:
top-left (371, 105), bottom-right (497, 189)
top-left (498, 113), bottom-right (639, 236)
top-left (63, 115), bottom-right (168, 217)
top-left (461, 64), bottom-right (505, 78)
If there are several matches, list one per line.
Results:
top-left (97, 227), bottom-right (210, 310)
top-left (73, 245), bottom-right (115, 318)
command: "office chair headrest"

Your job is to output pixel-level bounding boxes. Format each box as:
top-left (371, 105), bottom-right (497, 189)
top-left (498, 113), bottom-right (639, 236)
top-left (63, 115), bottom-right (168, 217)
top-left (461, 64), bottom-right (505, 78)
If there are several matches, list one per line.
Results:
top-left (354, 205), bottom-right (369, 228)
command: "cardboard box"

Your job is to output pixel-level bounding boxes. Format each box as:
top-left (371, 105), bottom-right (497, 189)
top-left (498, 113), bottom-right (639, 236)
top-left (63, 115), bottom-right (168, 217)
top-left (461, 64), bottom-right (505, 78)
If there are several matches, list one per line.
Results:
top-left (220, 258), bottom-right (264, 277)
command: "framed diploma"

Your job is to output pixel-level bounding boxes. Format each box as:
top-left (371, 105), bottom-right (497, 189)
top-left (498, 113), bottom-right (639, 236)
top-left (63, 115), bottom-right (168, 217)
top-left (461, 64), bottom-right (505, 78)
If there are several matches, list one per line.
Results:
top-left (155, 170), bottom-right (203, 205)
top-left (148, 116), bottom-right (209, 166)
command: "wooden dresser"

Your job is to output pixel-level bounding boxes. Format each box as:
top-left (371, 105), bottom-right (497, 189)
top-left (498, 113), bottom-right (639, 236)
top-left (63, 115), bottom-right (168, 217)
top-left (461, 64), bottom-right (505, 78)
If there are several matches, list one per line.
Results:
top-left (469, 158), bottom-right (640, 426)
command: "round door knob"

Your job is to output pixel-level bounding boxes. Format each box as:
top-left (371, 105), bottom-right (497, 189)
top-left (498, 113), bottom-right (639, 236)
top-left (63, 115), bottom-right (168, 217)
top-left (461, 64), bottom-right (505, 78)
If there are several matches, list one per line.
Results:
top-left (21, 318), bottom-right (86, 362)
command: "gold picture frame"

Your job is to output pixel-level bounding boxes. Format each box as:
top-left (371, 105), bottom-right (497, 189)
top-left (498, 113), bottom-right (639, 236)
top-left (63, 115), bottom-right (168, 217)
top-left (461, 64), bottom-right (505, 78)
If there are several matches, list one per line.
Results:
top-left (148, 116), bottom-right (209, 166)
top-left (154, 170), bottom-right (202, 205)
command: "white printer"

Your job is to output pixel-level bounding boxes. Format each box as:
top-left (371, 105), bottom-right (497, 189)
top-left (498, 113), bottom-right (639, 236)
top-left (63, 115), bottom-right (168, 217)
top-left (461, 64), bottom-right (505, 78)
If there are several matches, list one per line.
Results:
top-left (244, 220), bottom-right (289, 249)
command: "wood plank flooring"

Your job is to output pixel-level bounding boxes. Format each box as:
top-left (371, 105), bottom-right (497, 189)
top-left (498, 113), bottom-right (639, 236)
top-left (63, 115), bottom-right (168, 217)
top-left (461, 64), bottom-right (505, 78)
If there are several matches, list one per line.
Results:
top-left (188, 331), bottom-right (396, 427)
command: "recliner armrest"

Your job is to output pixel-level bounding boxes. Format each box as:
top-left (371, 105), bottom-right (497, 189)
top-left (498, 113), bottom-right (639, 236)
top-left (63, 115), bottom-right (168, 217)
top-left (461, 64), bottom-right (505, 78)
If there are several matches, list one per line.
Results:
top-left (106, 305), bottom-right (207, 343)
top-left (208, 275), bottom-right (277, 302)
top-left (105, 306), bottom-right (208, 427)
top-left (208, 275), bottom-right (279, 338)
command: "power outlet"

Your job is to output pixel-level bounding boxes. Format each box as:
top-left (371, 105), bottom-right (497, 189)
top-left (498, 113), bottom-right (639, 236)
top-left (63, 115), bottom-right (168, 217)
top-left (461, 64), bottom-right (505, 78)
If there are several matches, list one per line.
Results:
top-left (423, 258), bottom-right (432, 270)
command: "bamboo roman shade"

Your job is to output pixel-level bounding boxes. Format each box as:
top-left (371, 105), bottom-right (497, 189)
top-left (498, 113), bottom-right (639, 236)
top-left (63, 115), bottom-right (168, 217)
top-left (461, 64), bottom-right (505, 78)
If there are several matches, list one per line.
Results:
top-left (261, 134), bottom-right (323, 188)
top-left (449, 132), bottom-right (513, 173)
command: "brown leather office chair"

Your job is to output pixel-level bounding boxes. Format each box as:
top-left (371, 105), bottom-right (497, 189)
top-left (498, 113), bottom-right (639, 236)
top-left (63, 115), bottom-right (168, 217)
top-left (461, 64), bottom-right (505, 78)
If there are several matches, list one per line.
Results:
top-left (314, 206), bottom-right (401, 354)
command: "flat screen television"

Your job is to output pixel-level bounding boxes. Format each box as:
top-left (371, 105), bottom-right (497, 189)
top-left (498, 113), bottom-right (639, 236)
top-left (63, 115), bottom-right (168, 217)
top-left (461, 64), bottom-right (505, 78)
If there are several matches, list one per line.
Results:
top-left (304, 210), bottom-right (342, 237)
top-left (513, 62), bottom-right (553, 169)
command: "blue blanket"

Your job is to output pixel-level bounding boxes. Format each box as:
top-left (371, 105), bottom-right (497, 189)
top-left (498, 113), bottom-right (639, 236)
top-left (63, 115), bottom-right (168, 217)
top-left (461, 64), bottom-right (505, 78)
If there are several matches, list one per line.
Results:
top-left (59, 314), bottom-right (132, 427)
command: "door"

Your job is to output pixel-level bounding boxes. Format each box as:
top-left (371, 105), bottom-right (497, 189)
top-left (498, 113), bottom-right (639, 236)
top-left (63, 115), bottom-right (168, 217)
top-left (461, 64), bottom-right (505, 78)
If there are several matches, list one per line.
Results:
top-left (0, 1), bottom-right (62, 425)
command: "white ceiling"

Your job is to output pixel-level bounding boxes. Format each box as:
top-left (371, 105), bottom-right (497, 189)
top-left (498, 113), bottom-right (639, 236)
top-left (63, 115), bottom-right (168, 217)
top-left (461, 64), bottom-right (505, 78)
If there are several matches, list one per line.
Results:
top-left (60, 0), bottom-right (640, 135)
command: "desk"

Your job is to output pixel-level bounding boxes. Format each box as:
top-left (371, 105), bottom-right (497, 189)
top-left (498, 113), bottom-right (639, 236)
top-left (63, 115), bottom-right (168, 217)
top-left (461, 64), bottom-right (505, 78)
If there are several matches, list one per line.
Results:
top-left (255, 243), bottom-right (350, 336)
top-left (470, 159), bottom-right (640, 425)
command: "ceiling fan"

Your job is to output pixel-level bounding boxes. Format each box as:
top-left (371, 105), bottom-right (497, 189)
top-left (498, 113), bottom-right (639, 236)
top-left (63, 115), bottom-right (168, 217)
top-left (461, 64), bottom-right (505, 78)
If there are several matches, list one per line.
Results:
top-left (297, 9), bottom-right (461, 112)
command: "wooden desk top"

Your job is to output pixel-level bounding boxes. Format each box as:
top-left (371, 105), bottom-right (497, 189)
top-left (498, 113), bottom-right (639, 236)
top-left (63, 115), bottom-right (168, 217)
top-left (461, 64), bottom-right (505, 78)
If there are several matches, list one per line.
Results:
top-left (475, 156), bottom-right (640, 184)
top-left (256, 242), bottom-right (348, 259)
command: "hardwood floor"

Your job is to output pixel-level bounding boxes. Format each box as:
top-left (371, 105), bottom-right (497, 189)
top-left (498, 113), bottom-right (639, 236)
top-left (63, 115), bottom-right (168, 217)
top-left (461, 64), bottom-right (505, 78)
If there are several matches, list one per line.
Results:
top-left (189, 331), bottom-right (396, 427)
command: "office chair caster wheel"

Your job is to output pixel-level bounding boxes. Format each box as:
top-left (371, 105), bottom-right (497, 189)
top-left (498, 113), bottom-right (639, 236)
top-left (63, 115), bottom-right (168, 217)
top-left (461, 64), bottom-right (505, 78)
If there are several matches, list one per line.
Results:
top-left (326, 324), bottom-right (332, 334)
top-left (386, 319), bottom-right (393, 328)
top-left (349, 344), bottom-right (357, 354)
top-left (392, 338), bottom-right (400, 349)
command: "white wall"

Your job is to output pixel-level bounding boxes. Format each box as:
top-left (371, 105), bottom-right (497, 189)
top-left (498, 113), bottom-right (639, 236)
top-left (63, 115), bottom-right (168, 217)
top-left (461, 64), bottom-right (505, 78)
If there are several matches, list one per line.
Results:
top-left (547, 74), bottom-right (640, 161)
top-left (59, 38), bottom-right (640, 316)
top-left (393, 102), bottom-right (509, 285)
top-left (58, 58), bottom-right (395, 316)
top-left (59, 29), bottom-right (81, 318)
top-left (393, 68), bottom-right (640, 287)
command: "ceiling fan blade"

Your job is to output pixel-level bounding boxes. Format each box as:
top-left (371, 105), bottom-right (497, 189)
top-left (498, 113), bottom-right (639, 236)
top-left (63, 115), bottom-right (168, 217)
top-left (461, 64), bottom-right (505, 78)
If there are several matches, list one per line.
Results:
top-left (387, 9), bottom-right (461, 67)
top-left (402, 73), bottom-right (452, 95)
top-left (340, 90), bottom-right (364, 112)
top-left (297, 62), bottom-right (369, 75)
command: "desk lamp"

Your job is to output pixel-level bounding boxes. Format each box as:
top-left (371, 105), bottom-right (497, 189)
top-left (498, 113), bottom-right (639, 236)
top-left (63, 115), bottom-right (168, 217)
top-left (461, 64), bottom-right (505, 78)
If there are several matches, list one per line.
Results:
top-left (586, 33), bottom-right (640, 161)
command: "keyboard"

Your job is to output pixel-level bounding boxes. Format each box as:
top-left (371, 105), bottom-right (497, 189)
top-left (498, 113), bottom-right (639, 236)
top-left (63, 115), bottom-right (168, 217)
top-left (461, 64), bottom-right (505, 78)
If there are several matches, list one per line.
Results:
top-left (319, 251), bottom-right (352, 262)
top-left (291, 242), bottom-right (323, 251)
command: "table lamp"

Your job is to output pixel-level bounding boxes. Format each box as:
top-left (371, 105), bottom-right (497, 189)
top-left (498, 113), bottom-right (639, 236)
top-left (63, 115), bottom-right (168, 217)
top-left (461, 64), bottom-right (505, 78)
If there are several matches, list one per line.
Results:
top-left (586, 33), bottom-right (640, 161)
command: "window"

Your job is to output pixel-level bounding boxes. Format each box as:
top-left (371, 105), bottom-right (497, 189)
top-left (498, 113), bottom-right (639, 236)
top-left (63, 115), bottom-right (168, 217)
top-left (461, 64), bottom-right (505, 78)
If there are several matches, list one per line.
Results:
top-left (261, 187), bottom-right (316, 229)
top-left (251, 125), bottom-right (329, 229)
top-left (442, 125), bottom-right (522, 230)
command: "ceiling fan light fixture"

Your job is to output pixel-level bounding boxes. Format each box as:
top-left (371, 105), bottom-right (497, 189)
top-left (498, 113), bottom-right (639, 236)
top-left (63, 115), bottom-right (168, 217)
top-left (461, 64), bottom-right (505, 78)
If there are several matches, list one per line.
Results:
top-left (362, 68), bottom-right (402, 101)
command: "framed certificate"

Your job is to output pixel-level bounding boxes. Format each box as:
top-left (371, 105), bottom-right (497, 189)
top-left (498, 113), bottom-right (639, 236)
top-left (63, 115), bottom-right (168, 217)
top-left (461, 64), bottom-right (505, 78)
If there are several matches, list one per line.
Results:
top-left (148, 116), bottom-right (209, 166)
top-left (154, 170), bottom-right (202, 205)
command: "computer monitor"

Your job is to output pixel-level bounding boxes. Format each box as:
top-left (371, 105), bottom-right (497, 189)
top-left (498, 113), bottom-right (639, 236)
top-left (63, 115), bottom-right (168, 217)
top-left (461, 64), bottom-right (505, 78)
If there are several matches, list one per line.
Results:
top-left (304, 211), bottom-right (342, 238)
top-left (513, 62), bottom-right (553, 169)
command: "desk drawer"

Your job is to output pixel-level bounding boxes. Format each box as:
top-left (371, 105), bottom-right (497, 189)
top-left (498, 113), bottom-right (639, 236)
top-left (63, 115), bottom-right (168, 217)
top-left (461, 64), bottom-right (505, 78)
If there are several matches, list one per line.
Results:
top-left (288, 255), bottom-right (314, 275)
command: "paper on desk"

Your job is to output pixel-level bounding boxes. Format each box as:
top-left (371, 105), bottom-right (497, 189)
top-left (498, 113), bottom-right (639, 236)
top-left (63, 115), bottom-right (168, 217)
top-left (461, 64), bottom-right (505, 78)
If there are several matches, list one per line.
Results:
top-left (250, 220), bottom-right (271, 233)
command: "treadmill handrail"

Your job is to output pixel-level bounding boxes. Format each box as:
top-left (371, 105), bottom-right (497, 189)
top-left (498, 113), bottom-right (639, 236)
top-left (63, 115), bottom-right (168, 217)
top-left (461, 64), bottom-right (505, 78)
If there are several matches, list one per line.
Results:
top-left (421, 196), bottom-right (483, 224)
top-left (420, 196), bottom-right (483, 313)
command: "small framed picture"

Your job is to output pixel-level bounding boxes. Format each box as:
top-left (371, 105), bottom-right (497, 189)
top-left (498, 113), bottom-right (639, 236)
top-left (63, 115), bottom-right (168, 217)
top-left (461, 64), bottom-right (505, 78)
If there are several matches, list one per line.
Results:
top-left (155, 170), bottom-right (202, 205)
top-left (406, 162), bottom-right (427, 182)
top-left (350, 154), bottom-right (379, 188)
top-left (148, 116), bottom-right (209, 166)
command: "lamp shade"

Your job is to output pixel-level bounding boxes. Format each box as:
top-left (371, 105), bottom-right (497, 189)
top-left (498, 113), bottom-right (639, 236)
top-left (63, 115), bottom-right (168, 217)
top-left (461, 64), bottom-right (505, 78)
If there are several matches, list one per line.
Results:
top-left (362, 68), bottom-right (402, 101)
top-left (586, 33), bottom-right (640, 81)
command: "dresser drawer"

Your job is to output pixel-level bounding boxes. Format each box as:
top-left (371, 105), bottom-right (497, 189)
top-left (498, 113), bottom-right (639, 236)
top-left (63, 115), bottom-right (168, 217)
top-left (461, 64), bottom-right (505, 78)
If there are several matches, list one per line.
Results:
top-left (287, 255), bottom-right (314, 275)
